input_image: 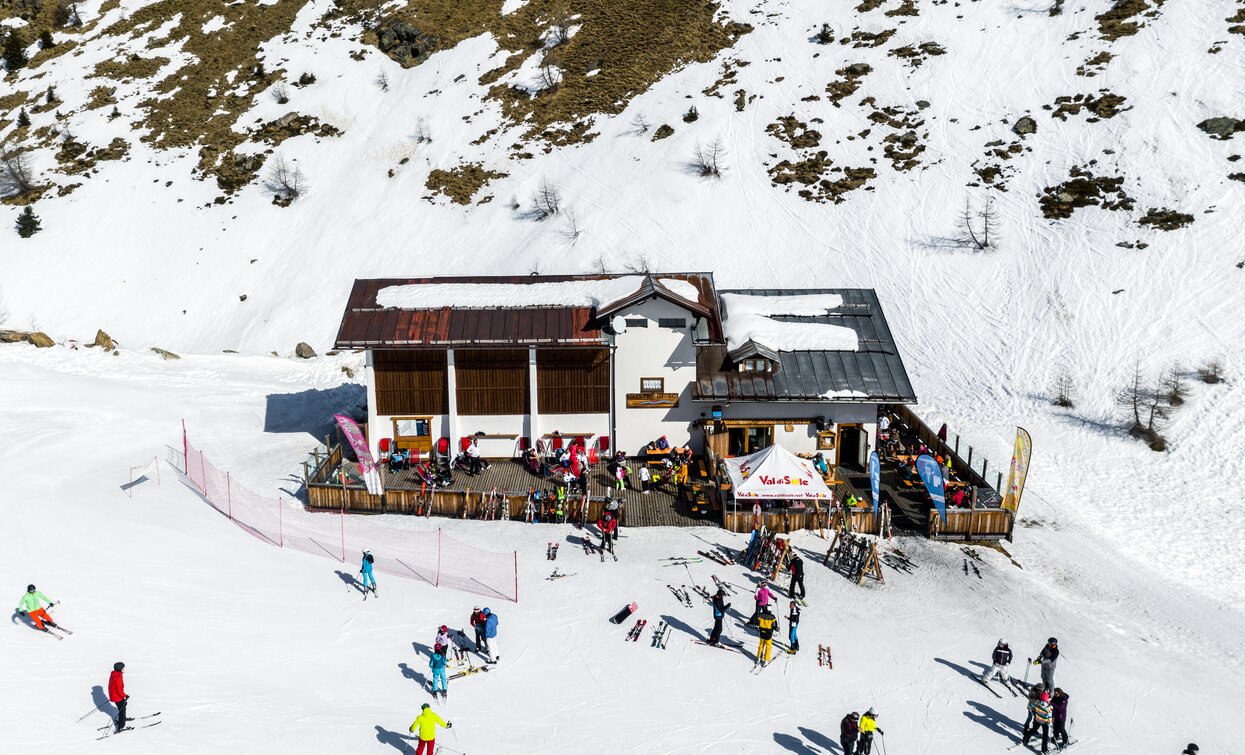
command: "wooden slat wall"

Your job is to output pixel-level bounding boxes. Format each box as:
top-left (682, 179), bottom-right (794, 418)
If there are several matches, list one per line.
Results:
top-left (374, 350), bottom-right (449, 415)
top-left (721, 507), bottom-right (875, 534)
top-left (455, 349), bottom-right (529, 415)
top-left (928, 508), bottom-right (1012, 540)
top-left (537, 348), bottom-right (610, 414)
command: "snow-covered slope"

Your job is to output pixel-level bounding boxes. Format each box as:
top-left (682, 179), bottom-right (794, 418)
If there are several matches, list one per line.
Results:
top-left (2, 1), bottom-right (1244, 750)
top-left (1, 347), bottom-right (1242, 754)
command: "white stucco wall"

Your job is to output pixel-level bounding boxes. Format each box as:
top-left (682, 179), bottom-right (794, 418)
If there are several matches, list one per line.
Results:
top-left (611, 298), bottom-right (704, 454)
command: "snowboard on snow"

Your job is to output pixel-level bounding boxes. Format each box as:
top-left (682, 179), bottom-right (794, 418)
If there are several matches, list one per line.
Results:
top-left (609, 602), bottom-right (638, 624)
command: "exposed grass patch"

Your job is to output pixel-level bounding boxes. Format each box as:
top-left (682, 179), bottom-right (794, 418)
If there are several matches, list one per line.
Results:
top-left (766, 116), bottom-right (821, 149)
top-left (90, 54), bottom-right (171, 82)
top-left (1039, 166), bottom-right (1134, 219)
top-left (426, 162), bottom-right (507, 204)
top-left (1076, 51), bottom-right (1113, 77)
top-left (1096, 0), bottom-right (1166, 41)
top-left (825, 63), bottom-right (870, 106)
top-left (769, 151), bottom-right (875, 203)
top-left (86, 86), bottom-right (117, 110)
top-left (889, 41), bottom-right (945, 68)
top-left (1049, 92), bottom-right (1129, 121)
top-left (1137, 208), bottom-right (1193, 231)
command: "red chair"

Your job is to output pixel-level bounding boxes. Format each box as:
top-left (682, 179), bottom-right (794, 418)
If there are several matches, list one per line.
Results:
top-left (588, 447), bottom-right (600, 465)
top-left (379, 438), bottom-right (391, 454)
top-left (598, 436), bottom-right (609, 452)
top-left (519, 436), bottom-right (530, 451)
top-left (435, 437), bottom-right (449, 463)
top-left (551, 435), bottom-right (564, 451)
top-left (460, 437), bottom-right (472, 452)
top-left (573, 436), bottom-right (586, 451)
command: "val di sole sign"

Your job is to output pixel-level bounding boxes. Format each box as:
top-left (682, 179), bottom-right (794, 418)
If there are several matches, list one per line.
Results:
top-left (626, 393), bottom-right (680, 408)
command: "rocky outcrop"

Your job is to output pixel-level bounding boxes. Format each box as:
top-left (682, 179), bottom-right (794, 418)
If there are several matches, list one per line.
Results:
top-left (376, 19), bottom-right (438, 68)
top-left (1197, 117), bottom-right (1244, 140)
top-left (0, 330), bottom-right (55, 347)
top-left (91, 329), bottom-right (117, 351)
top-left (1012, 116), bottom-right (1038, 136)
top-left (151, 347), bottom-right (181, 360)
top-left (295, 342), bottom-right (317, 359)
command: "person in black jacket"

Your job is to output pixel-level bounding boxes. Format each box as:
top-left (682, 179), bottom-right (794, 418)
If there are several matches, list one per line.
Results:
top-left (981, 639), bottom-right (1012, 683)
top-left (1036, 637), bottom-right (1059, 690)
top-left (788, 554), bottom-right (805, 599)
top-left (840, 711), bottom-right (860, 755)
top-left (708, 588), bottom-right (730, 645)
top-left (787, 600), bottom-right (801, 653)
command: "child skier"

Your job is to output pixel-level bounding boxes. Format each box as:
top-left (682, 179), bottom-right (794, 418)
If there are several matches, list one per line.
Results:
top-left (638, 464), bottom-right (651, 494)
top-left (408, 702), bottom-right (452, 755)
top-left (708, 587), bottom-right (730, 645)
top-left (16, 584), bottom-right (58, 632)
top-left (429, 646), bottom-right (448, 699)
top-left (787, 600), bottom-right (801, 653)
top-left (359, 551), bottom-right (377, 595)
top-left (1023, 690), bottom-right (1054, 753)
top-left (434, 625), bottom-right (451, 650)
top-left (859, 709), bottom-right (883, 754)
top-left (470, 607), bottom-right (488, 656)
top-left (108, 662), bottom-right (129, 733)
top-left (755, 605), bottom-right (778, 666)
top-left (981, 639), bottom-right (1012, 683)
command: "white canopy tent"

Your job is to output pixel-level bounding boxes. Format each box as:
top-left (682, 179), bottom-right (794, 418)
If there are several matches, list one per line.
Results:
top-left (722, 444), bottom-right (833, 500)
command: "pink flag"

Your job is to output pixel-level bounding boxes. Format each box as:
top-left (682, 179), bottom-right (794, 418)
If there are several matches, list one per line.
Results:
top-left (334, 414), bottom-right (384, 496)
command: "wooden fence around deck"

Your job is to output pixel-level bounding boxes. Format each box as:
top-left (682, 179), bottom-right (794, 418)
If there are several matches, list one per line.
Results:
top-left (721, 506), bottom-right (876, 535)
top-left (928, 508), bottom-right (1013, 540)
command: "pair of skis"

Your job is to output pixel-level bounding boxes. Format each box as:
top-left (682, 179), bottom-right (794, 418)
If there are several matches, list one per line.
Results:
top-left (448, 666), bottom-right (489, 681)
top-left (36, 624), bottom-right (73, 640)
top-left (660, 558), bottom-right (701, 567)
top-left (667, 584), bottom-right (693, 608)
top-left (697, 550), bottom-right (735, 566)
top-left (600, 541), bottom-right (617, 562)
top-left (546, 542), bottom-right (560, 560)
top-left (693, 639), bottom-right (744, 653)
top-left (650, 620), bottom-right (670, 648)
top-left (625, 618), bottom-right (647, 641)
top-left (547, 568), bottom-right (575, 580)
top-left (818, 644), bottom-right (833, 668)
top-left (711, 575), bottom-right (737, 594)
top-left (96, 712), bottom-right (162, 739)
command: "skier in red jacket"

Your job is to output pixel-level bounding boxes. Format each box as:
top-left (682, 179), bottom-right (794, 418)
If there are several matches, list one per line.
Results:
top-left (597, 511), bottom-right (618, 554)
top-left (108, 662), bottom-right (129, 733)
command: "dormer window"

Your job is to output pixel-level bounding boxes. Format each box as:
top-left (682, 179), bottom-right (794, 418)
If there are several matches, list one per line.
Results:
top-left (739, 358), bottom-right (773, 373)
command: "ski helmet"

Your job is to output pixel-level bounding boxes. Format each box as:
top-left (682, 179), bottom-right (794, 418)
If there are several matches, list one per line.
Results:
top-left (997, 639), bottom-right (1006, 646)
top-left (27, 584), bottom-right (35, 593)
top-left (849, 712), bottom-right (859, 719)
top-left (114, 662), bottom-right (125, 672)
top-left (1184, 745), bottom-right (1199, 754)
top-left (440, 625), bottom-right (448, 633)
top-left (483, 607), bottom-right (491, 615)
top-left (1047, 637), bottom-right (1058, 644)
top-left (865, 708), bottom-right (877, 717)
top-left (421, 703), bottom-right (430, 710)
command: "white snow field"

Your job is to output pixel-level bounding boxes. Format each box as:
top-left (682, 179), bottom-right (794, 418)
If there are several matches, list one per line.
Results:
top-left (2, 345), bottom-right (1242, 754)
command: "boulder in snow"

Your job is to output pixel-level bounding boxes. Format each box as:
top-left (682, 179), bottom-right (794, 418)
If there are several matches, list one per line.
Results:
top-left (0, 330), bottom-right (54, 348)
top-left (151, 347), bottom-right (181, 360)
top-left (91, 329), bottom-right (117, 351)
top-left (1197, 117), bottom-right (1244, 140)
top-left (295, 342), bottom-right (317, 359)
top-left (1012, 116), bottom-right (1037, 136)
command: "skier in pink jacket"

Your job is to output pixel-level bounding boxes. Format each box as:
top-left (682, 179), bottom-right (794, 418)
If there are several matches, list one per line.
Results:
top-left (749, 583), bottom-right (773, 626)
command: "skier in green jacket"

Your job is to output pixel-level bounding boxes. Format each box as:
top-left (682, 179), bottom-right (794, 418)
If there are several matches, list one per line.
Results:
top-left (17, 585), bottom-right (59, 632)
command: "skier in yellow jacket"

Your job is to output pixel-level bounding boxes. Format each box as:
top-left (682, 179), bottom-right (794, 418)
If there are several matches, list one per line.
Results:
top-left (408, 703), bottom-right (451, 755)
top-left (859, 708), bottom-right (884, 754)
top-left (755, 606), bottom-right (779, 666)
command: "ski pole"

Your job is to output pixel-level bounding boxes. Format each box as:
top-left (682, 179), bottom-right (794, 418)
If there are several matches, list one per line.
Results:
top-left (76, 703), bottom-right (107, 722)
top-left (878, 731), bottom-right (887, 755)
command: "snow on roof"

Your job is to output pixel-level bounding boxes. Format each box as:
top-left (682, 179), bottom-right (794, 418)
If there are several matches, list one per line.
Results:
top-left (720, 293), bottom-right (858, 352)
top-left (376, 276), bottom-right (702, 311)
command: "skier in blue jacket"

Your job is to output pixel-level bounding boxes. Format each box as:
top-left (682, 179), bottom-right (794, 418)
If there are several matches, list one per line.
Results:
top-left (483, 607), bottom-right (500, 662)
top-left (429, 645), bottom-right (449, 699)
top-left (359, 551), bottom-right (377, 595)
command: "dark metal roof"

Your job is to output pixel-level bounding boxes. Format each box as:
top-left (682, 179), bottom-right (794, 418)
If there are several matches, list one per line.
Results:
top-left (334, 273), bottom-right (721, 349)
top-left (696, 288), bottom-right (916, 403)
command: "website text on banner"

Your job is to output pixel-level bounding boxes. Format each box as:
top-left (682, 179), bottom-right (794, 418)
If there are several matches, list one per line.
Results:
top-left (169, 429), bottom-right (518, 602)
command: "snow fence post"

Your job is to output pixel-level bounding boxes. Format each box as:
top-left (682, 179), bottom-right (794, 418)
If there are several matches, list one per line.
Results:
top-left (199, 450), bottom-right (206, 495)
top-left (128, 465), bottom-right (133, 499)
top-left (226, 471), bottom-right (233, 520)
top-left (514, 551), bottom-right (519, 602)
top-left (278, 498), bottom-right (284, 547)
top-left (340, 502), bottom-right (346, 563)
top-left (154, 455), bottom-right (161, 485)
top-left (436, 528), bottom-right (442, 588)
top-left (182, 419), bottom-right (188, 474)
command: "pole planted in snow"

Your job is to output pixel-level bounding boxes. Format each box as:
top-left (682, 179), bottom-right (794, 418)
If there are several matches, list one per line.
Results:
top-left (226, 471), bottom-right (232, 520)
